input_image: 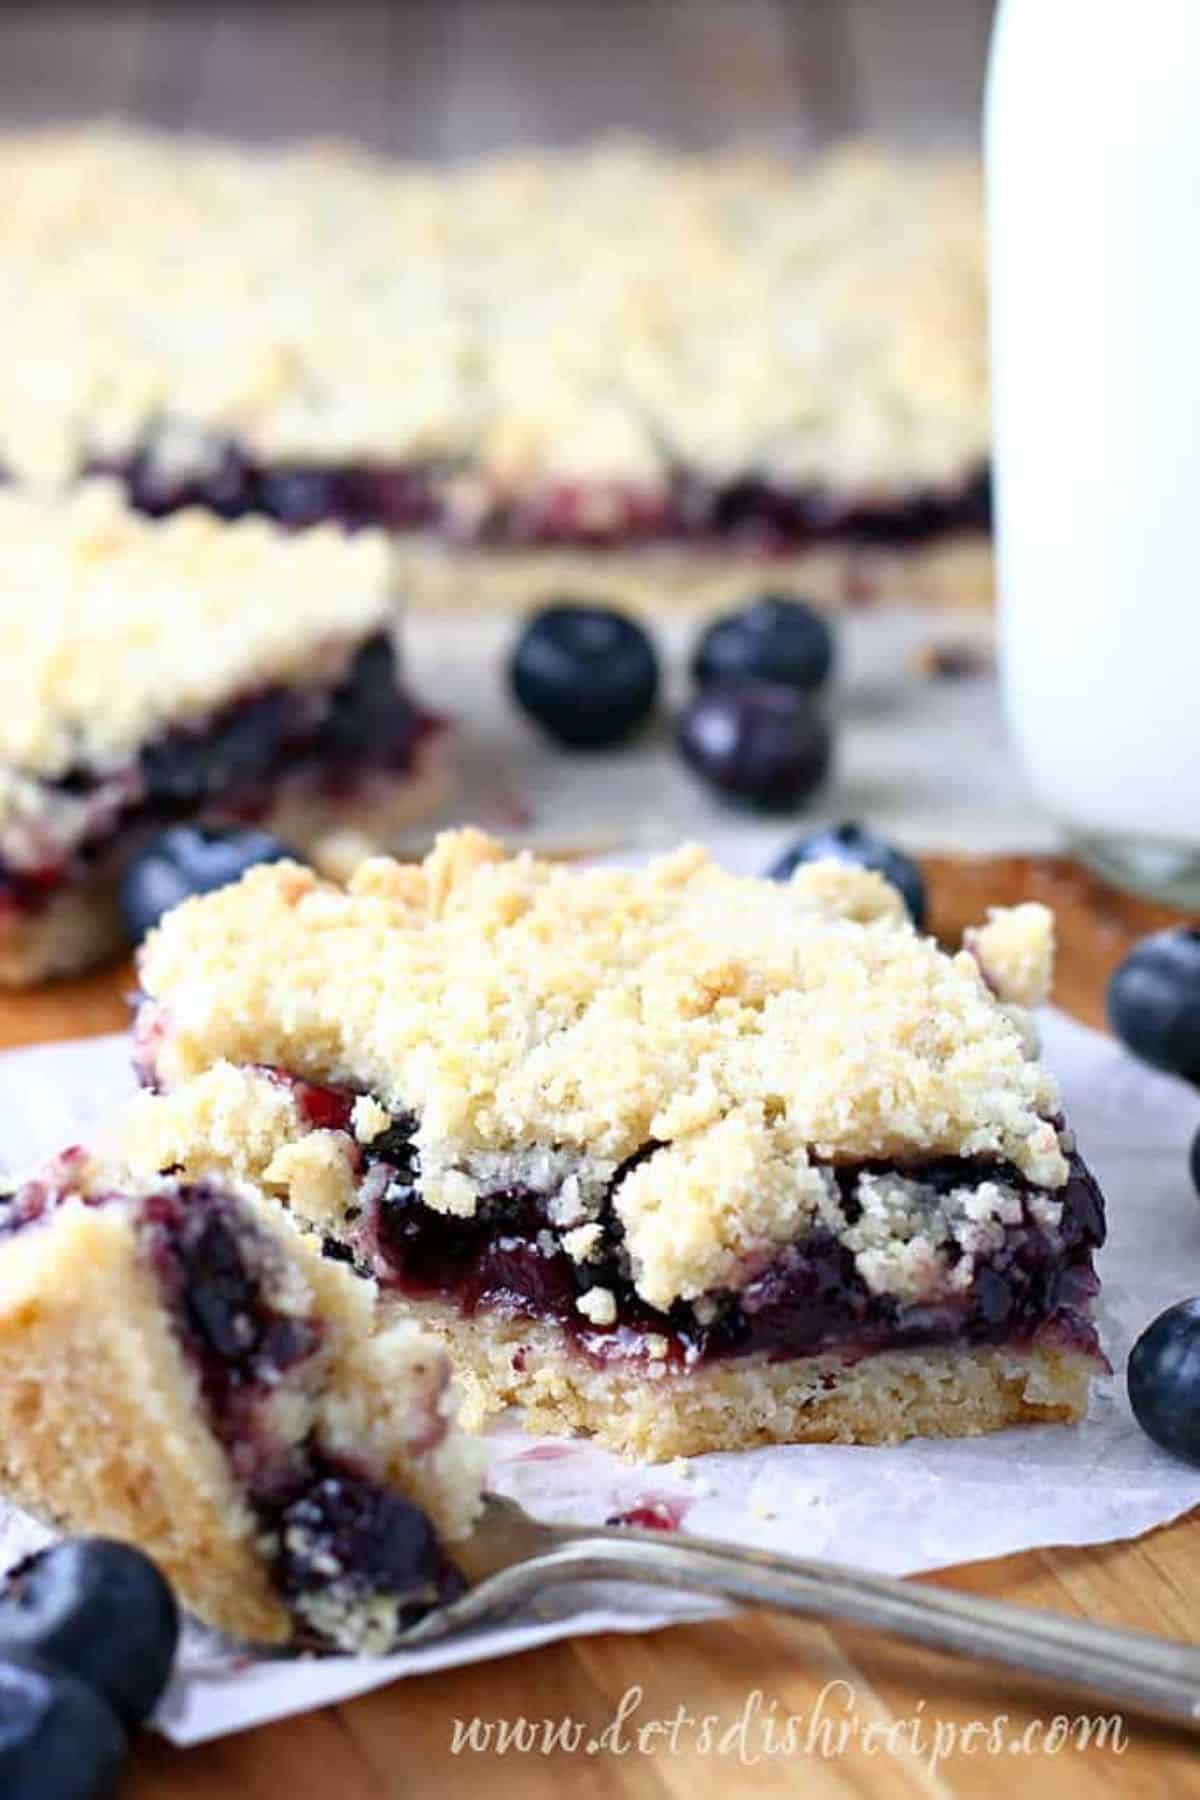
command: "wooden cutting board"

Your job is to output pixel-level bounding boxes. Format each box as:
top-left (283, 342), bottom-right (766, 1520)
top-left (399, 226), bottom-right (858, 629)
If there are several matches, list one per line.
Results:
top-left (2, 855), bottom-right (1195, 1797)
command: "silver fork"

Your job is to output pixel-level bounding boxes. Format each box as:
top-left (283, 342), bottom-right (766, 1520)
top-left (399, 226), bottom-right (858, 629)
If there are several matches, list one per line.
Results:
top-left (399, 1493), bottom-right (1200, 1731)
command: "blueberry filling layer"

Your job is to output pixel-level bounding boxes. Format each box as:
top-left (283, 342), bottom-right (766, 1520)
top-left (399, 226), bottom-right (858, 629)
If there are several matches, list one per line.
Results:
top-left (140, 1185), bottom-right (324, 1490)
top-left (138, 1184), bottom-right (463, 1641)
top-left (87, 445), bottom-right (991, 552)
top-left (0, 633), bottom-right (435, 917)
top-left (364, 1146), bottom-right (1105, 1368)
top-left (260, 1072), bottom-right (1106, 1372)
top-left (266, 1464), bottom-right (461, 1636)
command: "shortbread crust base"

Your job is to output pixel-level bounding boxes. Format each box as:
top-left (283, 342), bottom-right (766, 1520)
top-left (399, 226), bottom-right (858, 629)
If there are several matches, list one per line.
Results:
top-left (0, 745), bottom-right (448, 987)
top-left (0, 1201), bottom-right (293, 1643)
top-left (401, 1303), bottom-right (1095, 1462)
top-left (0, 886), bottom-right (130, 989)
top-left (390, 532), bottom-right (993, 615)
top-left (0, 1196), bottom-right (483, 1645)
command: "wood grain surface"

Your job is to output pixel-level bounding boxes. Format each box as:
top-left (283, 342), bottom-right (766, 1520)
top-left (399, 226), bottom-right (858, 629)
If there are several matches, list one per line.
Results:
top-left (0, 854), bottom-right (1192, 1796)
top-left (0, 0), bottom-right (994, 152)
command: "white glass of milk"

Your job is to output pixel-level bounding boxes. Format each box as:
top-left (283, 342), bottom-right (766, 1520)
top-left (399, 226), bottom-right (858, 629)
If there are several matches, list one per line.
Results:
top-left (987, 0), bottom-right (1200, 904)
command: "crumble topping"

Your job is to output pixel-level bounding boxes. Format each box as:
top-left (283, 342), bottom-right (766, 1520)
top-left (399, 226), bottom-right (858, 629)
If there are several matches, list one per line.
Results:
top-left (0, 481), bottom-right (394, 780)
top-left (121, 1060), bottom-right (361, 1237)
top-left (351, 1096), bottom-right (392, 1147)
top-left (0, 130), bottom-right (985, 495)
top-left (780, 860), bottom-right (910, 927)
top-left (561, 1223), bottom-right (603, 1263)
top-left (130, 831), bottom-right (1071, 1311)
top-left (576, 1287), bottom-right (618, 1327)
top-left (964, 904), bottom-right (1055, 1008)
top-left (613, 1110), bottom-right (836, 1309)
top-left (838, 1173), bottom-right (1033, 1302)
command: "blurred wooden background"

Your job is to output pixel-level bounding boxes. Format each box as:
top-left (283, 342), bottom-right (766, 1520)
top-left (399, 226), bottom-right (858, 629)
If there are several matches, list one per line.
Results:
top-left (0, 0), bottom-right (994, 153)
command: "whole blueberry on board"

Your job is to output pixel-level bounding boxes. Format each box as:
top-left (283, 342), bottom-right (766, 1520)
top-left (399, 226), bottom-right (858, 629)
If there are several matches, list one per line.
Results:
top-left (676, 680), bottom-right (831, 812)
top-left (119, 825), bottom-right (295, 943)
top-left (0, 1650), bottom-right (126, 1800)
top-left (1127, 1299), bottom-right (1200, 1466)
top-left (691, 594), bottom-right (836, 694)
top-left (0, 1540), bottom-right (179, 1728)
top-left (1106, 928), bottom-right (1200, 1082)
top-left (768, 821), bottom-right (927, 928)
top-left (509, 603), bottom-right (660, 749)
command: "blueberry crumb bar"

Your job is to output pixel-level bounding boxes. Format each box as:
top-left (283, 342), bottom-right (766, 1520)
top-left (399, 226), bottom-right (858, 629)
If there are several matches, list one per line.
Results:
top-left (0, 1153), bottom-right (482, 1648)
top-left (0, 130), bottom-right (990, 612)
top-left (0, 480), bottom-right (442, 985)
top-left (124, 830), bottom-right (1107, 1463)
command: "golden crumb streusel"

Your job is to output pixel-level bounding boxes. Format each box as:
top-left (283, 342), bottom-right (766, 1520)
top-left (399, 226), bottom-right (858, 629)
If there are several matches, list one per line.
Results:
top-left (133, 831), bottom-right (1068, 1312)
top-left (0, 130), bottom-right (985, 496)
top-left (964, 903), bottom-right (1055, 1009)
top-left (0, 480), bottom-right (394, 780)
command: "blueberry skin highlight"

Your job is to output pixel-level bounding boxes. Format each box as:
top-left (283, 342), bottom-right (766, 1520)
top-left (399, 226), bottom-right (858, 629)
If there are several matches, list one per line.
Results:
top-left (0, 1650), bottom-right (127, 1800)
top-left (509, 603), bottom-right (660, 749)
top-left (691, 595), bottom-right (836, 694)
top-left (1128, 1299), bottom-right (1200, 1467)
top-left (119, 825), bottom-right (295, 943)
top-left (257, 465), bottom-right (341, 527)
top-left (676, 679), bottom-right (831, 812)
top-left (0, 1540), bottom-right (179, 1728)
top-left (1107, 928), bottom-right (1200, 1081)
top-left (768, 821), bottom-right (927, 928)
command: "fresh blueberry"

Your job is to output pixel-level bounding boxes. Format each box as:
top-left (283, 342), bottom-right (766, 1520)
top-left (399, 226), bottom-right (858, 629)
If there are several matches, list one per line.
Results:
top-left (195, 445), bottom-right (257, 520)
top-left (175, 1209), bottom-right (266, 1366)
top-left (258, 466), bottom-right (341, 528)
top-left (1192, 1125), bottom-right (1200, 1199)
top-left (0, 1651), bottom-right (126, 1800)
top-left (768, 821), bottom-right (927, 928)
top-left (1128, 1298), bottom-right (1200, 1465)
top-left (0, 1540), bottom-right (178, 1729)
top-left (676, 680), bottom-right (831, 812)
top-left (119, 824), bottom-right (295, 942)
top-left (1107, 928), bottom-right (1200, 1082)
top-left (125, 442), bottom-right (255, 523)
top-left (510, 603), bottom-right (659, 749)
top-left (692, 595), bottom-right (835, 693)
top-left (125, 451), bottom-right (190, 519)
top-left (275, 1472), bottom-right (462, 1627)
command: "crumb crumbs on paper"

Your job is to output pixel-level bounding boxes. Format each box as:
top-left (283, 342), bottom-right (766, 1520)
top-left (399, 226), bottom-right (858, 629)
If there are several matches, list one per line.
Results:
top-left (668, 1459), bottom-right (714, 1497)
top-left (748, 1481), bottom-right (779, 1523)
